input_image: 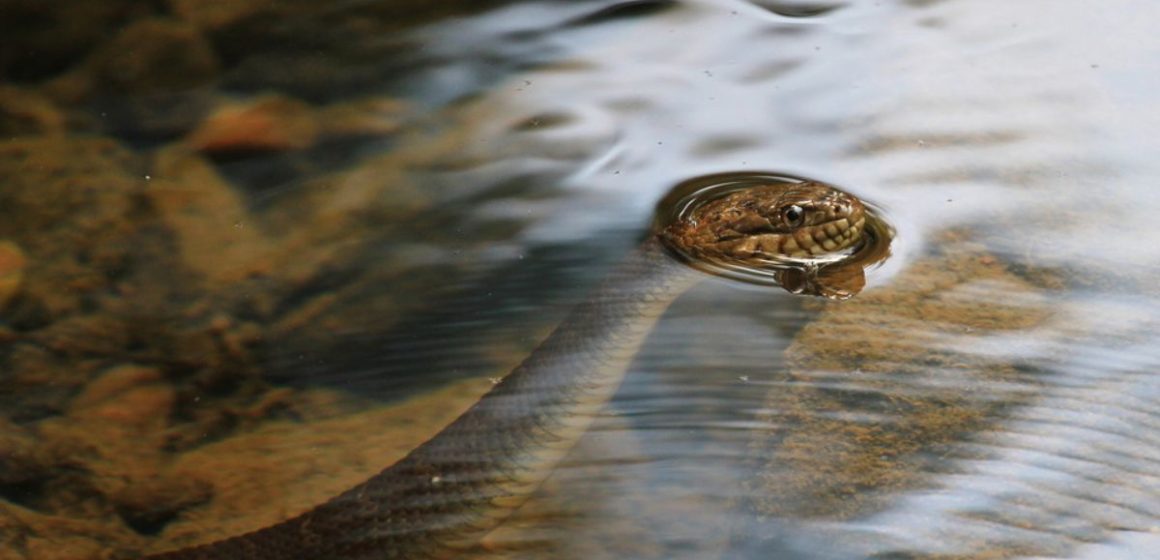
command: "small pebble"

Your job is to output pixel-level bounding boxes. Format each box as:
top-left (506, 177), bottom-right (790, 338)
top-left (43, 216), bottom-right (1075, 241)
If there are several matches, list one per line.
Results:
top-left (71, 365), bottom-right (164, 411)
top-left (0, 240), bottom-right (27, 310)
top-left (187, 95), bottom-right (318, 153)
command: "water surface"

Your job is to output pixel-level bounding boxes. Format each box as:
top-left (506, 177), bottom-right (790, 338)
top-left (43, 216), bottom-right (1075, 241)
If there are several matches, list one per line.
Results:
top-left (1, 0), bottom-right (1158, 558)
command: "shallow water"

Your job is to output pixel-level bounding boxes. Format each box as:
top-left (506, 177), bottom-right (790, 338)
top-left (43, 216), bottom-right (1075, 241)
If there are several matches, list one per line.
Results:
top-left (2, 0), bottom-right (1159, 558)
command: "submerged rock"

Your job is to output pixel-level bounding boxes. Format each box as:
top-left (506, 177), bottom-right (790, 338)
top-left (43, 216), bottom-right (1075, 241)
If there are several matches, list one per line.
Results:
top-left (0, 0), bottom-right (144, 82)
top-left (0, 87), bottom-right (66, 137)
top-left (167, 0), bottom-right (276, 33)
top-left (83, 18), bottom-right (220, 96)
top-left (39, 17), bottom-right (221, 140)
top-left (0, 137), bottom-right (145, 318)
top-left (186, 95), bottom-right (318, 154)
top-left (0, 241), bottom-right (25, 311)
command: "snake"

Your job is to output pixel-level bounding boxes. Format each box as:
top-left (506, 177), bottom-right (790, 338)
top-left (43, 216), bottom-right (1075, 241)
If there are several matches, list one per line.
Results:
top-left (144, 180), bottom-right (868, 560)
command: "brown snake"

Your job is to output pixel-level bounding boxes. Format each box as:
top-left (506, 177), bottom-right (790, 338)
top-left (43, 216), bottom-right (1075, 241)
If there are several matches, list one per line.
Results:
top-left (144, 181), bottom-right (866, 559)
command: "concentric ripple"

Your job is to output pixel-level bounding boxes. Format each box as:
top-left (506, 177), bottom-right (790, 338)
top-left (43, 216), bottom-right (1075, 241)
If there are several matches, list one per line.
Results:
top-left (653, 172), bottom-right (894, 299)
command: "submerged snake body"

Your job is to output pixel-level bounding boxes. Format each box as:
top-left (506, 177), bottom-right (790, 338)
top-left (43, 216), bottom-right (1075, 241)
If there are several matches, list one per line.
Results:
top-left (146, 182), bottom-right (865, 559)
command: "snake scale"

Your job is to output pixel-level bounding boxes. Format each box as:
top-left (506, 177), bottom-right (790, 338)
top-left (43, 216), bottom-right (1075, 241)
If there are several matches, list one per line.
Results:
top-left (144, 181), bottom-right (867, 559)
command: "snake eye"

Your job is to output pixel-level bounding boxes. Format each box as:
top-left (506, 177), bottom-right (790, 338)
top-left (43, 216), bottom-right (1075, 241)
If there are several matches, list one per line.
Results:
top-left (782, 204), bottom-right (805, 227)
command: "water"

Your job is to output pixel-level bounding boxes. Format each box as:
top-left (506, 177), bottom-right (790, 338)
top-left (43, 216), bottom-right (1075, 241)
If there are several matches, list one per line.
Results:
top-left (1, 0), bottom-right (1159, 558)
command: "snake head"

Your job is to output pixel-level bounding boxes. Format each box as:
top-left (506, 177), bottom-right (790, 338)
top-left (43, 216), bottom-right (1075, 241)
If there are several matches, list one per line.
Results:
top-left (661, 181), bottom-right (866, 262)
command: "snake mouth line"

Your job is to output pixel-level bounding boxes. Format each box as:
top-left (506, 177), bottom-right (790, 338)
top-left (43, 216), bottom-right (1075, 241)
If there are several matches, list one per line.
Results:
top-left (741, 214), bottom-right (867, 261)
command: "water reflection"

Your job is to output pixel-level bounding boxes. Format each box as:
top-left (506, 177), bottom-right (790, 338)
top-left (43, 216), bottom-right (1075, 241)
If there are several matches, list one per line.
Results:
top-left (404, 0), bottom-right (1160, 557)
top-left (2, 0), bottom-right (1160, 558)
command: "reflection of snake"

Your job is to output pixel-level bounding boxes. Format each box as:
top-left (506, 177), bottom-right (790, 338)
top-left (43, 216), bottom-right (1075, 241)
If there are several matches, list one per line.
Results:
top-left (147, 182), bottom-right (866, 559)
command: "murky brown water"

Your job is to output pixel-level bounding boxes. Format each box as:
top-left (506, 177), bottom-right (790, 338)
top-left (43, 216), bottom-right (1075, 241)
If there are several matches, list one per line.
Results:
top-left (2, 1), bottom-right (1159, 559)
